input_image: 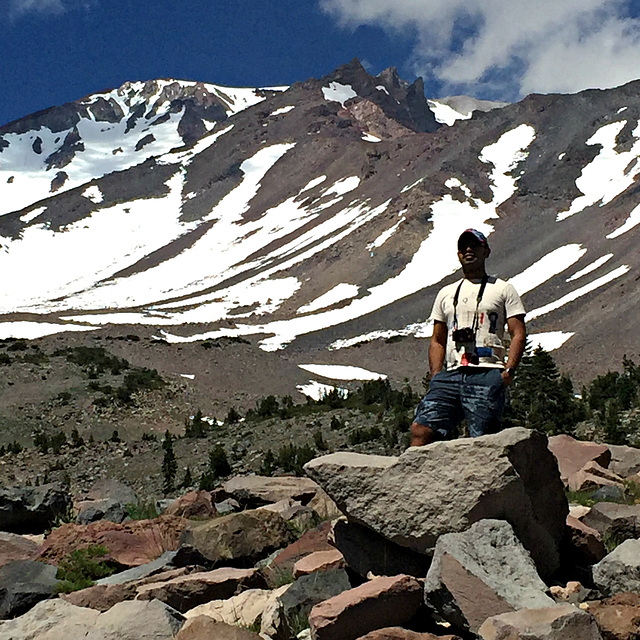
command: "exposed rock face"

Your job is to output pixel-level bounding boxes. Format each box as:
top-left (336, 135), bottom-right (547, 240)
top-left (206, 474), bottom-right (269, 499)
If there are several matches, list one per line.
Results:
top-left (163, 491), bottom-right (217, 519)
top-left (547, 435), bottom-right (611, 485)
top-left (222, 475), bottom-right (320, 507)
top-left (424, 520), bottom-right (554, 635)
top-left (180, 508), bottom-right (294, 566)
top-left (293, 548), bottom-right (345, 578)
top-left (39, 515), bottom-right (187, 567)
top-left (0, 559), bottom-right (58, 619)
top-left (330, 519), bottom-right (431, 579)
top-left (135, 567), bottom-right (265, 613)
top-left (0, 483), bottom-right (72, 534)
top-left (592, 539), bottom-right (640, 596)
top-left (305, 428), bottom-right (568, 578)
top-left (587, 592), bottom-right (640, 640)
top-left (563, 515), bottom-right (607, 567)
top-left (607, 445), bottom-right (640, 478)
top-left (477, 604), bottom-right (603, 640)
top-left (308, 574), bottom-right (423, 640)
top-left (183, 587), bottom-right (273, 627)
top-left (582, 502), bottom-right (640, 542)
top-left (176, 615), bottom-right (263, 639)
top-left (356, 630), bottom-right (461, 640)
top-left (0, 532), bottom-right (40, 568)
top-left (567, 462), bottom-right (625, 492)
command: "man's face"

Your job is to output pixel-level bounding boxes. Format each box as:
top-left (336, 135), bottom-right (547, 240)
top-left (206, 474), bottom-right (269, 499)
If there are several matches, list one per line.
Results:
top-left (457, 237), bottom-right (489, 268)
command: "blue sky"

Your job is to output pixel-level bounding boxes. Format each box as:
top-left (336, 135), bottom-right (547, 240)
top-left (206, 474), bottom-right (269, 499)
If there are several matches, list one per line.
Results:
top-left (2, 0), bottom-right (640, 127)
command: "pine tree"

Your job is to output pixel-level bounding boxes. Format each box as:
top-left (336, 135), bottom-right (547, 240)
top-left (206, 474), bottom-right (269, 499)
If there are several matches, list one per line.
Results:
top-left (161, 430), bottom-right (177, 495)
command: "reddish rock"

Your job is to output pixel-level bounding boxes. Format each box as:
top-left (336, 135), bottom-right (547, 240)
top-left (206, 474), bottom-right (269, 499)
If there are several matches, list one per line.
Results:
top-left (164, 491), bottom-right (217, 519)
top-left (565, 515), bottom-right (607, 565)
top-left (548, 435), bottom-right (611, 485)
top-left (176, 615), bottom-right (262, 639)
top-left (136, 567), bottom-right (265, 612)
top-left (567, 461), bottom-right (624, 492)
top-left (356, 629), bottom-right (461, 640)
top-left (588, 592), bottom-right (640, 640)
top-left (61, 582), bottom-right (138, 611)
top-left (293, 548), bottom-right (345, 578)
top-left (0, 532), bottom-right (40, 568)
top-left (39, 515), bottom-right (187, 567)
top-left (478, 604), bottom-right (603, 639)
top-left (265, 520), bottom-right (334, 586)
top-left (308, 574), bottom-right (423, 640)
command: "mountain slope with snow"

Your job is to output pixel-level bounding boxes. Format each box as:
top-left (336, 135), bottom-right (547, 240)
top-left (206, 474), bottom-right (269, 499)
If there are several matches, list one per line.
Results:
top-left (1, 60), bottom-right (639, 395)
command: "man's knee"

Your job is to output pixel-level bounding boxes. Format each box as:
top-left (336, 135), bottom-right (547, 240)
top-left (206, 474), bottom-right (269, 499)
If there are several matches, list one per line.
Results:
top-left (410, 421), bottom-right (437, 447)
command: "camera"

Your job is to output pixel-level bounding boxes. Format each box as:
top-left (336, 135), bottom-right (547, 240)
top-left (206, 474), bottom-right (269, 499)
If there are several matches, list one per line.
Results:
top-left (452, 327), bottom-right (475, 342)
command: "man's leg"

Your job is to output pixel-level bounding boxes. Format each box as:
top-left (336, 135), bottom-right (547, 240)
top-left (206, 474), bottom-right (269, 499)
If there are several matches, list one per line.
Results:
top-left (461, 368), bottom-right (506, 437)
top-left (410, 370), bottom-right (463, 446)
top-left (410, 422), bottom-right (437, 446)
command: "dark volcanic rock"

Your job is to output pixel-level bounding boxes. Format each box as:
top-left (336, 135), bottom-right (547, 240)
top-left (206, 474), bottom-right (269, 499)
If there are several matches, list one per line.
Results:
top-left (0, 559), bottom-right (58, 619)
top-left (0, 483), bottom-right (72, 535)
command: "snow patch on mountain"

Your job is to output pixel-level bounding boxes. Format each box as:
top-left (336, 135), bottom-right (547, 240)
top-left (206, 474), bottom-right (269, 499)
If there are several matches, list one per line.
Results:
top-left (297, 283), bottom-right (359, 314)
top-left (508, 244), bottom-right (587, 295)
top-left (557, 119), bottom-right (640, 221)
top-left (606, 202), bottom-right (640, 238)
top-left (82, 185), bottom-right (103, 203)
top-left (367, 212), bottom-right (406, 250)
top-left (0, 321), bottom-right (97, 340)
top-left (298, 363), bottom-right (387, 380)
top-left (528, 265), bottom-right (630, 320)
top-left (566, 254), bottom-right (613, 282)
top-left (528, 331), bottom-right (575, 351)
top-left (297, 380), bottom-right (346, 401)
top-left (322, 82), bottom-right (357, 107)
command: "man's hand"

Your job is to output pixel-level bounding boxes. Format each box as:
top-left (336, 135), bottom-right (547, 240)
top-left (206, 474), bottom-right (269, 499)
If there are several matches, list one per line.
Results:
top-left (501, 368), bottom-right (514, 386)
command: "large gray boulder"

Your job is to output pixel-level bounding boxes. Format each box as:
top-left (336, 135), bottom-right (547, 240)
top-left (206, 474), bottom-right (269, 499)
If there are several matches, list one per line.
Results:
top-left (592, 538), bottom-right (640, 596)
top-left (304, 428), bottom-right (567, 578)
top-left (222, 475), bottom-right (320, 507)
top-left (0, 559), bottom-right (59, 619)
top-left (424, 520), bottom-right (554, 635)
top-left (0, 484), bottom-right (72, 534)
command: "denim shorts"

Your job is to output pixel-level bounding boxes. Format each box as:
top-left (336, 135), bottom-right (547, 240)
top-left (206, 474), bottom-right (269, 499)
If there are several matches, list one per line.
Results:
top-left (414, 367), bottom-right (506, 439)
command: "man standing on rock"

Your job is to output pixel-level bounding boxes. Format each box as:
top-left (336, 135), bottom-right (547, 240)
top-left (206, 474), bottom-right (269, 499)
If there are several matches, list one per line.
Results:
top-left (410, 229), bottom-right (526, 445)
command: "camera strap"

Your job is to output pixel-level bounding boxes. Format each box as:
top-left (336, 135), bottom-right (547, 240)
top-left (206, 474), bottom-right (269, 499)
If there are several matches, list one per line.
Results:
top-left (452, 274), bottom-right (488, 332)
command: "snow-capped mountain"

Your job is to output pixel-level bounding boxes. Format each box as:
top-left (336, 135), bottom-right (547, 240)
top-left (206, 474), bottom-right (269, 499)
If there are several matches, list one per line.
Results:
top-left (1, 59), bottom-right (638, 393)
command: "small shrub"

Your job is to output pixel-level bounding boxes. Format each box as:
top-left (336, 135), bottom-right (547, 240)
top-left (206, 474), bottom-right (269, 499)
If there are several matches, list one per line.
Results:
top-left (275, 443), bottom-right (315, 476)
top-left (70, 428), bottom-right (85, 448)
top-left (313, 429), bottom-right (328, 451)
top-left (125, 502), bottom-right (159, 520)
top-left (7, 340), bottom-right (28, 352)
top-left (330, 415), bottom-right (345, 430)
top-left (161, 431), bottom-right (177, 495)
top-left (141, 431), bottom-right (157, 442)
top-left (348, 425), bottom-right (382, 445)
top-left (0, 353), bottom-right (11, 365)
top-left (55, 545), bottom-right (116, 593)
top-left (110, 430), bottom-right (121, 443)
top-left (260, 450), bottom-right (275, 476)
top-left (184, 409), bottom-right (209, 438)
top-left (225, 407), bottom-right (241, 424)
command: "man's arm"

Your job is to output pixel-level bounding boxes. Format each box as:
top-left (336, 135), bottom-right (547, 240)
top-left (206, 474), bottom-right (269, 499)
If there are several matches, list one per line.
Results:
top-left (429, 320), bottom-right (448, 377)
top-left (502, 314), bottom-right (526, 385)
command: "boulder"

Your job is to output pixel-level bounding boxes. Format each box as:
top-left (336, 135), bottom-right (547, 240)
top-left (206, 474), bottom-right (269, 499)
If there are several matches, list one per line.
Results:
top-left (608, 444), bottom-right (640, 478)
top-left (163, 491), bottom-right (217, 519)
top-left (293, 549), bottom-right (345, 578)
top-left (0, 598), bottom-right (100, 640)
top-left (75, 501), bottom-right (129, 525)
top-left (330, 519), bottom-right (430, 579)
top-left (96, 550), bottom-right (178, 585)
top-left (308, 575), bottom-right (423, 640)
top-left (136, 567), bottom-right (265, 612)
top-left (263, 569), bottom-right (352, 640)
top-left (547, 435), bottom-right (611, 485)
top-left (549, 581), bottom-right (590, 604)
top-left (477, 603), bottom-right (603, 640)
top-left (567, 462), bottom-right (625, 492)
top-left (61, 581), bottom-right (138, 611)
top-left (308, 488), bottom-right (343, 520)
top-left (592, 485), bottom-right (626, 502)
top-left (222, 475), bottom-right (320, 507)
top-left (424, 520), bottom-right (554, 635)
top-left (587, 592), bottom-right (640, 640)
top-left (263, 521), bottom-right (335, 587)
top-left (0, 532), bottom-right (40, 568)
top-left (0, 559), bottom-right (59, 619)
top-left (582, 502), bottom-right (640, 542)
top-left (39, 515), bottom-right (187, 567)
top-left (180, 508), bottom-right (294, 566)
top-left (592, 539), bottom-right (640, 596)
top-left (0, 483), bottom-right (72, 534)
top-left (184, 587), bottom-right (273, 627)
top-left (176, 615), bottom-right (262, 639)
top-left (355, 630), bottom-right (461, 640)
top-left (304, 428), bottom-right (568, 579)
top-left (214, 499), bottom-right (240, 515)
top-left (564, 515), bottom-right (607, 567)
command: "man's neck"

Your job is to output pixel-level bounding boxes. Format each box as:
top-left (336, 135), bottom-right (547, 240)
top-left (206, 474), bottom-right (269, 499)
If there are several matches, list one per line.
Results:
top-left (462, 267), bottom-right (487, 281)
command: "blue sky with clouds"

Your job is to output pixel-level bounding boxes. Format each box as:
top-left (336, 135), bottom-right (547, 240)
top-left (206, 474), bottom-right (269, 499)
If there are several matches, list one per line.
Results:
top-left (2, 0), bottom-right (640, 127)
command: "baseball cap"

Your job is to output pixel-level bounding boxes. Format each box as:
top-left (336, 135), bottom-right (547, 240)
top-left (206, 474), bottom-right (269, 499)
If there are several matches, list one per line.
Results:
top-left (458, 229), bottom-right (489, 250)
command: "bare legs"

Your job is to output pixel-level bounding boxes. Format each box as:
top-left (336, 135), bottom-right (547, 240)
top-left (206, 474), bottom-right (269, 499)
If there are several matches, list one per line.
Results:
top-left (410, 422), bottom-right (437, 447)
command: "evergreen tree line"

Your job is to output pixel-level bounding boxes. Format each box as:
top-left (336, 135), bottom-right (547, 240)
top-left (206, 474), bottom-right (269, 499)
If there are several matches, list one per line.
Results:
top-left (503, 346), bottom-right (640, 444)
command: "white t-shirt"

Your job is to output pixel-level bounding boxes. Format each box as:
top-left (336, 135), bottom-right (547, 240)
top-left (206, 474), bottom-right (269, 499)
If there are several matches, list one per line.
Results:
top-left (430, 275), bottom-right (526, 370)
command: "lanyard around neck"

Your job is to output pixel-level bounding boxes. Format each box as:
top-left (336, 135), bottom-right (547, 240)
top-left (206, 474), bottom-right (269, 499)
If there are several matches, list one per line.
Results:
top-left (453, 275), bottom-right (488, 331)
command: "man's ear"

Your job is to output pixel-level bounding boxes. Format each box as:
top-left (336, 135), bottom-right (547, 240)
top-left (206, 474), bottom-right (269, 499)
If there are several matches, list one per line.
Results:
top-left (484, 246), bottom-right (491, 258)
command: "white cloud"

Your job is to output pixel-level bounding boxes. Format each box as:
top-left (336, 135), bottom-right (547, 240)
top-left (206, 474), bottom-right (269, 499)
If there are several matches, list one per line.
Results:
top-left (320, 0), bottom-right (640, 100)
top-left (10, 0), bottom-right (65, 14)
